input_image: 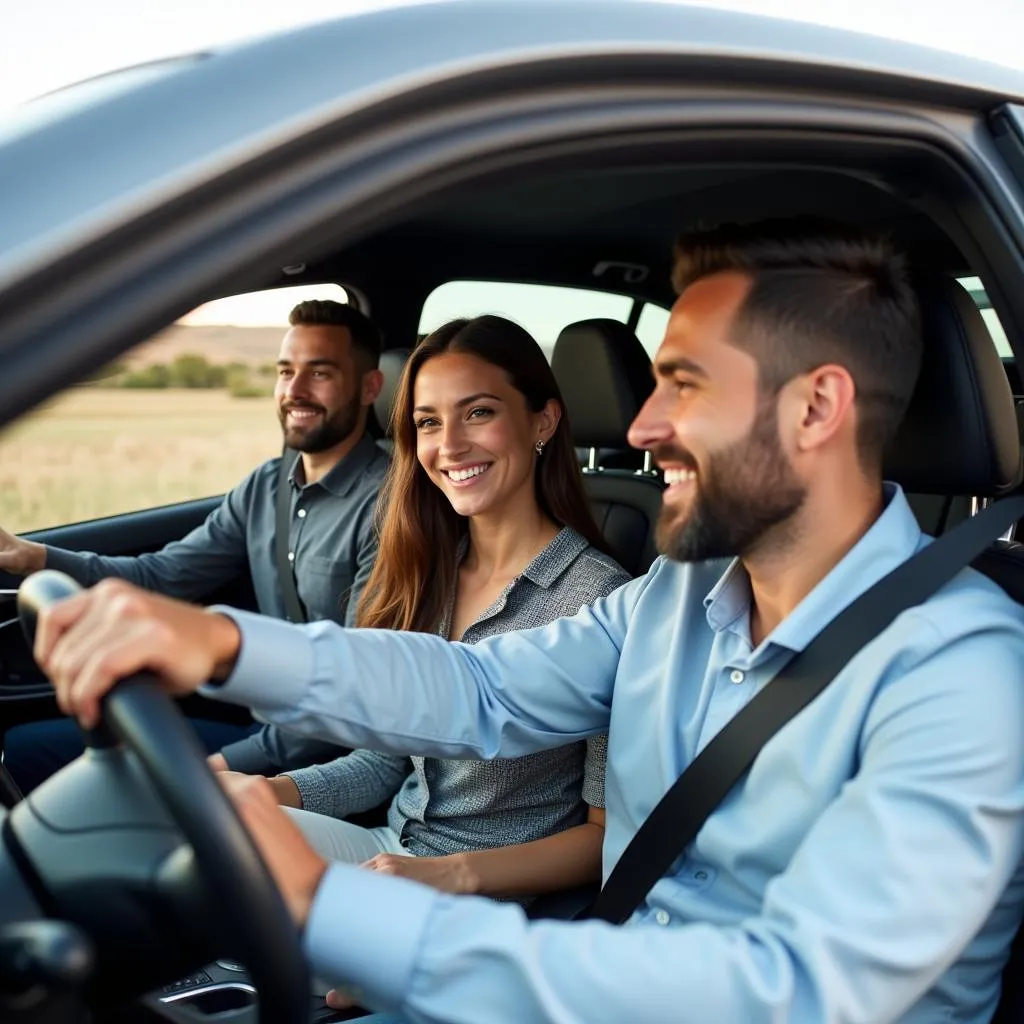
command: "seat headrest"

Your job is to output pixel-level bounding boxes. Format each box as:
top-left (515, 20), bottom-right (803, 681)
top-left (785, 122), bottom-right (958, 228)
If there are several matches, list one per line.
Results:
top-left (373, 347), bottom-right (411, 438)
top-left (885, 278), bottom-right (1020, 495)
top-left (551, 319), bottom-right (653, 448)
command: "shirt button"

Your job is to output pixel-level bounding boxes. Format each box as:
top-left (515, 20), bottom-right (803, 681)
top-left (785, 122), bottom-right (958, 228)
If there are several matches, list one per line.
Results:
top-left (287, 551), bottom-right (295, 562)
top-left (654, 909), bottom-right (671, 926)
top-left (694, 870), bottom-right (708, 881)
top-left (296, 508), bottom-right (307, 519)
top-left (730, 669), bottom-right (745, 684)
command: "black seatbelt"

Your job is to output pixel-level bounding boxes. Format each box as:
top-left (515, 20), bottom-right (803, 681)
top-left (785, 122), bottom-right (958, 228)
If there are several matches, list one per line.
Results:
top-left (590, 495), bottom-right (1024, 925)
top-left (275, 449), bottom-right (307, 624)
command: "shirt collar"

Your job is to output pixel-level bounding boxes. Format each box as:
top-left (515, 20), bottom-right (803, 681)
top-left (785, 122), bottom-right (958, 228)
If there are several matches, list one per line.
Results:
top-left (454, 527), bottom-right (590, 590)
top-left (703, 482), bottom-right (924, 654)
top-left (441, 526), bottom-right (590, 639)
top-left (520, 527), bottom-right (591, 588)
top-left (289, 433), bottom-right (383, 498)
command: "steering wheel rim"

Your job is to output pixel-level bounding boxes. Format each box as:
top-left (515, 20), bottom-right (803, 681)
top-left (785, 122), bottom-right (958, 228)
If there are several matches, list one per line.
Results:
top-left (0, 758), bottom-right (23, 808)
top-left (18, 570), bottom-right (311, 1024)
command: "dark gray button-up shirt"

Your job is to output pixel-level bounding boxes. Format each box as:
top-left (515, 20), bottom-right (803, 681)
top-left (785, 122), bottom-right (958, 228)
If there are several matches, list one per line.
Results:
top-left (284, 527), bottom-right (631, 859)
top-left (45, 433), bottom-right (389, 772)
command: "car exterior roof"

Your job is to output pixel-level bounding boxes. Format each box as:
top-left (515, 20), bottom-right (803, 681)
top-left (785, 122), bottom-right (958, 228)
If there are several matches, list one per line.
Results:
top-left (40, 0), bottom-right (1024, 107)
top-left (1, 0), bottom-right (1022, 293)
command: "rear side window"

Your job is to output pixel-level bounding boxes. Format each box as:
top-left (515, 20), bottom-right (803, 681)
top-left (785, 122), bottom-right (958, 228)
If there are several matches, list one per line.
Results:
top-left (635, 304), bottom-right (671, 358)
top-left (0, 284), bottom-right (347, 533)
top-left (419, 281), bottom-right (634, 360)
top-left (958, 277), bottom-right (1011, 358)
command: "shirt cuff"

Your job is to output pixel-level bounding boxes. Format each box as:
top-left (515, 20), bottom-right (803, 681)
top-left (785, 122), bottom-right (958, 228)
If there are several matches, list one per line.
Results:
top-left (200, 607), bottom-right (314, 710)
top-left (304, 862), bottom-right (438, 1011)
top-left (282, 765), bottom-right (331, 815)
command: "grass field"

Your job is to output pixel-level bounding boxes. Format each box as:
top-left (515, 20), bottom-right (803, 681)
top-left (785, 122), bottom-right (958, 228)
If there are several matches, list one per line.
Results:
top-left (0, 389), bottom-right (281, 533)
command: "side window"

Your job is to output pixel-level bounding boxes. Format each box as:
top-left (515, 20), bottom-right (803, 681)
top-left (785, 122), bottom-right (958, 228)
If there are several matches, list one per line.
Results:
top-left (419, 281), bottom-right (634, 360)
top-left (635, 303), bottom-right (671, 359)
top-left (0, 283), bottom-right (347, 533)
top-left (958, 277), bottom-right (1012, 358)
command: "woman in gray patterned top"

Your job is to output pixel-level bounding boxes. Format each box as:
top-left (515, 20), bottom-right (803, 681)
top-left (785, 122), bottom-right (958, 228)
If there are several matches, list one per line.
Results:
top-left (266, 315), bottom-right (629, 902)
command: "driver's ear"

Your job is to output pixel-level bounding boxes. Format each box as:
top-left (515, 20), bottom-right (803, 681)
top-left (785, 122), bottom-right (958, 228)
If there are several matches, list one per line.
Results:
top-left (785, 365), bottom-right (856, 455)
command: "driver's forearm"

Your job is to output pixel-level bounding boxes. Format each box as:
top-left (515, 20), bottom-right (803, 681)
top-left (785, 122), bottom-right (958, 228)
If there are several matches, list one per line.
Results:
top-left (204, 604), bottom-right (621, 762)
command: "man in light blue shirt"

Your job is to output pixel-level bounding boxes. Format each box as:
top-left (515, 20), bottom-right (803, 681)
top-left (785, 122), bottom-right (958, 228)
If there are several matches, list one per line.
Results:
top-left (38, 224), bottom-right (1024, 1023)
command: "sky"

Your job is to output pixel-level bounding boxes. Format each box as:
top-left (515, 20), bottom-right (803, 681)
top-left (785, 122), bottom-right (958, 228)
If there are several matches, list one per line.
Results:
top-left (3, 0), bottom-right (1021, 331)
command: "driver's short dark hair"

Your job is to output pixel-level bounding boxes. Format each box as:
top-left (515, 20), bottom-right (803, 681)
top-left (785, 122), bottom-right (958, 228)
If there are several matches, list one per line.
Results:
top-left (671, 219), bottom-right (922, 470)
top-left (288, 299), bottom-right (383, 370)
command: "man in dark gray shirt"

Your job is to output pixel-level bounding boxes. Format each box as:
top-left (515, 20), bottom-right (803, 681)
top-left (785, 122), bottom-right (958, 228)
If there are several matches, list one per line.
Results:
top-left (0, 298), bottom-right (389, 790)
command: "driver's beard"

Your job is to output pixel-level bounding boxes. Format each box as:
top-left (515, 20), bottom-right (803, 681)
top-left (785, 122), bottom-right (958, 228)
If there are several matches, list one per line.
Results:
top-left (657, 398), bottom-right (806, 564)
top-left (280, 396), bottom-right (363, 454)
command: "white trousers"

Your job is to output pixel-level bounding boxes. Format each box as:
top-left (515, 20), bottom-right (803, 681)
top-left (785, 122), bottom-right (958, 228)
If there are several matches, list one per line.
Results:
top-left (284, 806), bottom-right (413, 864)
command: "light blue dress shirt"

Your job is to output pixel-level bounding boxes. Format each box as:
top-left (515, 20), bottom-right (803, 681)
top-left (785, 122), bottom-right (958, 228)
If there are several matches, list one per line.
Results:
top-left (211, 485), bottom-right (1024, 1023)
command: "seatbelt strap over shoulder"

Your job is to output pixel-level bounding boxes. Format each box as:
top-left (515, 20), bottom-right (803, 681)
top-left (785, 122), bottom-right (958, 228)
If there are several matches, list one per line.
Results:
top-left (590, 495), bottom-right (1024, 925)
top-left (275, 449), bottom-right (307, 624)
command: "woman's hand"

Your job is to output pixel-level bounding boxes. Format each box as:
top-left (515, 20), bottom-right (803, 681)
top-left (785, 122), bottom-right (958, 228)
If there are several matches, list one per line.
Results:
top-left (362, 851), bottom-right (479, 895)
top-left (36, 578), bottom-right (241, 729)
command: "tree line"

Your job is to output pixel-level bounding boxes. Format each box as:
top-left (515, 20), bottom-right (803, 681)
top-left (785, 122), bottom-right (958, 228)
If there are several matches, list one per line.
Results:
top-left (92, 354), bottom-right (275, 398)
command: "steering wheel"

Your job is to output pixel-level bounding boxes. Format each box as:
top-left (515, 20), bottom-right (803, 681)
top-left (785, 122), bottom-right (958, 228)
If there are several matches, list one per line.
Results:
top-left (0, 760), bottom-right (22, 808)
top-left (6, 570), bottom-right (311, 1022)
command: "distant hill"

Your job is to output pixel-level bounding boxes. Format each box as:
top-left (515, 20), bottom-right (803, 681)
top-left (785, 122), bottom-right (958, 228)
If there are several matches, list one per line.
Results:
top-left (126, 324), bottom-right (285, 368)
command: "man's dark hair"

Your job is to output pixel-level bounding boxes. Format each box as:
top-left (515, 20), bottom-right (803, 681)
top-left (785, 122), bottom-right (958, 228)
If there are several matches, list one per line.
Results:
top-left (288, 299), bottom-right (383, 370)
top-left (671, 219), bottom-right (923, 470)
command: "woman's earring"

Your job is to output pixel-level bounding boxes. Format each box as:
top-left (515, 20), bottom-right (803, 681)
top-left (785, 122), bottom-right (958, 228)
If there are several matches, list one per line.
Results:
top-left (535, 439), bottom-right (545, 456)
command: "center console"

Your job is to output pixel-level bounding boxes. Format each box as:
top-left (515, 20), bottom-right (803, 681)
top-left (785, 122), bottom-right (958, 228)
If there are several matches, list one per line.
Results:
top-left (156, 962), bottom-right (364, 1022)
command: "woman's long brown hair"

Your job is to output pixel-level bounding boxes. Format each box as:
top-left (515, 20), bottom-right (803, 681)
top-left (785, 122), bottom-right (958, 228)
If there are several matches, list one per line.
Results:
top-left (356, 315), bottom-right (612, 633)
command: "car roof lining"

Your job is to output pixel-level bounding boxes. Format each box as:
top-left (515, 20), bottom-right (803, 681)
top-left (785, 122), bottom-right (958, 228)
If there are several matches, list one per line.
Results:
top-left (259, 162), bottom-right (967, 312)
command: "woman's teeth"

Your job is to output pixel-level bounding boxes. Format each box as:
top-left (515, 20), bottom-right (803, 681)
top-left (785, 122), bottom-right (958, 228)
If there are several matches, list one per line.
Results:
top-left (446, 464), bottom-right (490, 482)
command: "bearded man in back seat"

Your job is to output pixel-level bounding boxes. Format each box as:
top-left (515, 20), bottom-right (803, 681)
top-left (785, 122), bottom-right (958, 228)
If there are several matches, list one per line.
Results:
top-left (1, 300), bottom-right (387, 792)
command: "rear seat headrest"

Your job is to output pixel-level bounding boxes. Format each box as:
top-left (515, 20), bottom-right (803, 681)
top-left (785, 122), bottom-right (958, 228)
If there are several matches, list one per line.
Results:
top-left (373, 347), bottom-right (411, 438)
top-left (885, 277), bottom-right (1020, 495)
top-left (551, 319), bottom-right (653, 448)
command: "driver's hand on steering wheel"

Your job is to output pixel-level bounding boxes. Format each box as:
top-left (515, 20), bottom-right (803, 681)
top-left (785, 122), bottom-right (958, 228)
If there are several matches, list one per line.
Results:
top-left (217, 772), bottom-right (328, 928)
top-left (35, 578), bottom-right (242, 729)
